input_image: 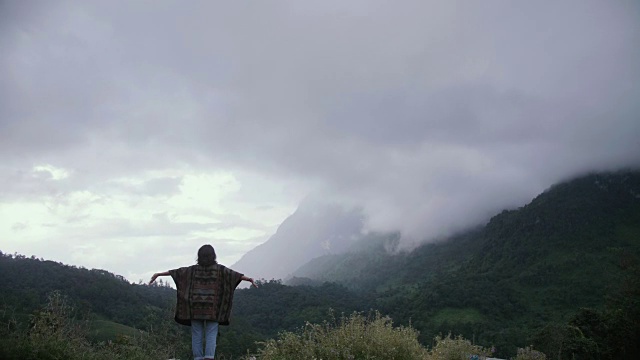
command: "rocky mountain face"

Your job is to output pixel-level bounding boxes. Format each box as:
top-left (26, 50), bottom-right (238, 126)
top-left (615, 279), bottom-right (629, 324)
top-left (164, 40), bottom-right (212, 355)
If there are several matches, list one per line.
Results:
top-left (231, 198), bottom-right (364, 280)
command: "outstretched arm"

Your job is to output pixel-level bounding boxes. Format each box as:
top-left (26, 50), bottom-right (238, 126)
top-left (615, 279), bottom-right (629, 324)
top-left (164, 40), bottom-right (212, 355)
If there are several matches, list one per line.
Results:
top-left (241, 275), bottom-right (258, 288)
top-left (149, 271), bottom-right (170, 285)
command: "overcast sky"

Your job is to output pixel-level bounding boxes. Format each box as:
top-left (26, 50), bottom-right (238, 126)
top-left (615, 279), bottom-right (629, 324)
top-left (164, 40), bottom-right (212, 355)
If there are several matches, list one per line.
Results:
top-left (1, 0), bottom-right (639, 283)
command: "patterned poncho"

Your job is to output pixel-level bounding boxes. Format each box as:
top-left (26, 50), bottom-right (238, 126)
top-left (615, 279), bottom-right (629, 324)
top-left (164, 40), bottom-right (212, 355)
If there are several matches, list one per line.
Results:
top-left (169, 264), bottom-right (244, 326)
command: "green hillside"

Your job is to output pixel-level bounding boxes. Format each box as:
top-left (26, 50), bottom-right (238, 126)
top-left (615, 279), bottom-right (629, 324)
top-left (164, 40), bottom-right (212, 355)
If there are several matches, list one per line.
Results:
top-left (291, 170), bottom-right (640, 357)
top-left (87, 319), bottom-right (141, 342)
top-left (0, 254), bottom-right (192, 358)
top-left (0, 254), bottom-right (177, 327)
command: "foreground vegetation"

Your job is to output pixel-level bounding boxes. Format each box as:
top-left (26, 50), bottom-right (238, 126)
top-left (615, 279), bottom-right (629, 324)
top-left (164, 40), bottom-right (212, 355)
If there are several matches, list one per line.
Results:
top-left (0, 291), bottom-right (190, 360)
top-left (254, 311), bottom-right (429, 360)
top-left (2, 294), bottom-right (546, 360)
top-left (251, 311), bottom-right (543, 360)
top-left (2, 263), bottom-right (637, 360)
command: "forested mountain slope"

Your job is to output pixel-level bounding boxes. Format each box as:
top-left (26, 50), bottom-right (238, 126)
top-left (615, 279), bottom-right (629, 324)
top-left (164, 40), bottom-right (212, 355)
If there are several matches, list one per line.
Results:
top-left (0, 254), bottom-right (176, 327)
top-left (291, 170), bottom-right (640, 355)
top-left (295, 170), bottom-right (640, 292)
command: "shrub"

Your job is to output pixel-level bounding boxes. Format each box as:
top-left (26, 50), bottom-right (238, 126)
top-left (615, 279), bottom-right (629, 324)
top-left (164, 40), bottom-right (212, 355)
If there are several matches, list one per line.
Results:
top-left (514, 346), bottom-right (546, 360)
top-left (252, 310), bottom-right (428, 360)
top-left (428, 333), bottom-right (492, 360)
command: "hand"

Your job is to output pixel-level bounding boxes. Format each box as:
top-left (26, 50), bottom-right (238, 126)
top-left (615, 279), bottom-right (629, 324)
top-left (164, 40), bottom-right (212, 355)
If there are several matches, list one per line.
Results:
top-left (249, 278), bottom-right (258, 288)
top-left (149, 273), bottom-right (158, 285)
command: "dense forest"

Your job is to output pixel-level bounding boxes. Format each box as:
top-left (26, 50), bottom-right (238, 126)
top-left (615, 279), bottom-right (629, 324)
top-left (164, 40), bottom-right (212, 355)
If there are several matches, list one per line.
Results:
top-left (1, 170), bottom-right (639, 359)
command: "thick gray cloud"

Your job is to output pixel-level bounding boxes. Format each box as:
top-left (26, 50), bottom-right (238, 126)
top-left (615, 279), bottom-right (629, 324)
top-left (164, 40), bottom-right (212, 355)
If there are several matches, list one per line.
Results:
top-left (2, 0), bottom-right (640, 257)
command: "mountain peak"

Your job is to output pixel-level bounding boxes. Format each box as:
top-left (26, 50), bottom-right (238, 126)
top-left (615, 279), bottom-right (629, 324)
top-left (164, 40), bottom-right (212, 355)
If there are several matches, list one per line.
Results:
top-left (231, 201), bottom-right (364, 280)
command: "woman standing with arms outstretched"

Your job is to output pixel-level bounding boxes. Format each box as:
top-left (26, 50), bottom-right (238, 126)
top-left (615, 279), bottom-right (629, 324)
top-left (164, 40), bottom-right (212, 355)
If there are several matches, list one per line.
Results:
top-left (150, 244), bottom-right (258, 360)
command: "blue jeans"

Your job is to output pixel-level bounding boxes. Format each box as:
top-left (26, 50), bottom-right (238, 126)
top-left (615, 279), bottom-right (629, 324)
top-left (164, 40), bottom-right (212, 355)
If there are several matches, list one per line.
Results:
top-left (191, 320), bottom-right (219, 360)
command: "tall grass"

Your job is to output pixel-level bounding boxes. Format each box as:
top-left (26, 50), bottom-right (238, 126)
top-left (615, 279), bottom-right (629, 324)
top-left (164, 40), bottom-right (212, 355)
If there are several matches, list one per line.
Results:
top-left (248, 310), bottom-right (548, 360)
top-left (514, 346), bottom-right (547, 360)
top-left (253, 311), bottom-right (428, 360)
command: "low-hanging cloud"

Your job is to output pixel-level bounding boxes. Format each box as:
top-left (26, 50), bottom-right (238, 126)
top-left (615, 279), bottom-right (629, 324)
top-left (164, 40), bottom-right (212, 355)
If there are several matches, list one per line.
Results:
top-left (1, 0), bottom-right (640, 252)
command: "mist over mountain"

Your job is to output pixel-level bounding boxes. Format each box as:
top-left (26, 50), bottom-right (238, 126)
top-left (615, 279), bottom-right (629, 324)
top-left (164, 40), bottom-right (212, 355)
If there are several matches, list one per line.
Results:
top-left (231, 198), bottom-right (364, 280)
top-left (233, 168), bottom-right (640, 282)
top-left (293, 169), bottom-right (640, 286)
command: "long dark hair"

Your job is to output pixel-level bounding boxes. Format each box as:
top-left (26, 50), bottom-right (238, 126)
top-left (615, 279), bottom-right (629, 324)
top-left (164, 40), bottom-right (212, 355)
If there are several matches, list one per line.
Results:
top-left (197, 244), bottom-right (217, 266)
